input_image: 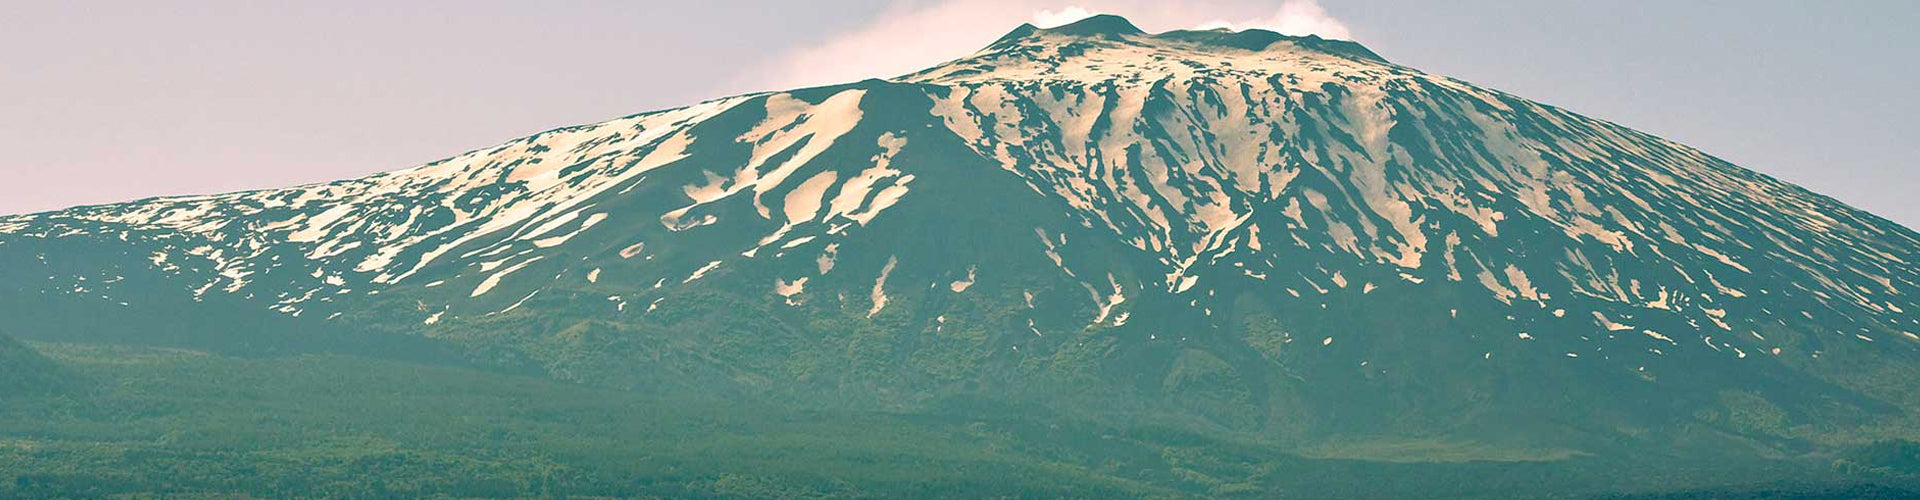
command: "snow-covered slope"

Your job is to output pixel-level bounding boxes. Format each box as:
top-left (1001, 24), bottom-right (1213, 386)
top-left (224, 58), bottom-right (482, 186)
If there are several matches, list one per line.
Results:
top-left (3, 15), bottom-right (1918, 456)
top-left (908, 17), bottom-right (1920, 347)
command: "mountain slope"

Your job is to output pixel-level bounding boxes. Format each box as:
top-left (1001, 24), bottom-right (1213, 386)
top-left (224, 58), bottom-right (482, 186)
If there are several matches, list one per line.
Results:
top-left (1, 15), bottom-right (1917, 465)
top-left (0, 333), bottom-right (71, 398)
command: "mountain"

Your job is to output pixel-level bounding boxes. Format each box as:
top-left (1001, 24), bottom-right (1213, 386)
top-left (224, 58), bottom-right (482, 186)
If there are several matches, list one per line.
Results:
top-left (3, 14), bottom-right (1919, 493)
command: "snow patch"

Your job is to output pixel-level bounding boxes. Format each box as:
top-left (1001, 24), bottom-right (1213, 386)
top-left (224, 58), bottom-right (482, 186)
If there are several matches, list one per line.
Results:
top-left (868, 256), bottom-right (898, 318)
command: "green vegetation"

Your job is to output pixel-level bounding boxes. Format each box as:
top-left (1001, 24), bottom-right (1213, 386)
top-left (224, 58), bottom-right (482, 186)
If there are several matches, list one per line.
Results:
top-left (0, 333), bottom-right (73, 399)
top-left (2, 341), bottom-right (1916, 499)
top-left (0, 343), bottom-right (1169, 499)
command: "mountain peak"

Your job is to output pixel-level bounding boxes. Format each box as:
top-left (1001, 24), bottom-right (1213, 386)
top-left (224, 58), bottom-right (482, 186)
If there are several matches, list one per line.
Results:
top-left (1042, 14), bottom-right (1145, 37)
top-left (911, 16), bottom-right (1389, 85)
top-left (974, 14), bottom-right (1386, 69)
top-left (982, 14), bottom-right (1147, 49)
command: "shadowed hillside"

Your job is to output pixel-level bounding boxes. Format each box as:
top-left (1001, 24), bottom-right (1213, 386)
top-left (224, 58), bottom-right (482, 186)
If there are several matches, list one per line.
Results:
top-left (0, 332), bottom-right (72, 398)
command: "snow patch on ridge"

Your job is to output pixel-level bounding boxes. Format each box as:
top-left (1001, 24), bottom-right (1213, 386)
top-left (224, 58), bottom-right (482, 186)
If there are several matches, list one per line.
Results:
top-left (869, 256), bottom-right (899, 318)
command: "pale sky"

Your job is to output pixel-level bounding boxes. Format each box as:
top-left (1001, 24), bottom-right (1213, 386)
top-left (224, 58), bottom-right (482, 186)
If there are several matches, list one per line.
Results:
top-left (2, 1), bottom-right (1915, 228)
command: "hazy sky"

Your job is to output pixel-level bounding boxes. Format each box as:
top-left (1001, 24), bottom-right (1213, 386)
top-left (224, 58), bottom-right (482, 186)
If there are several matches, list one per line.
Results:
top-left (3, 1), bottom-right (1915, 228)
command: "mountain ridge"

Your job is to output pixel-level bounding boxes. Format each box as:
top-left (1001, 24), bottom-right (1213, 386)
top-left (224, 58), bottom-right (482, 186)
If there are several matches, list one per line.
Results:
top-left (983, 14), bottom-right (1384, 63)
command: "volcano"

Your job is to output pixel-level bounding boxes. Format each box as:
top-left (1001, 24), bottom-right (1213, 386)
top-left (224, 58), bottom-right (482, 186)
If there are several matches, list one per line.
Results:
top-left (3, 14), bottom-right (1918, 498)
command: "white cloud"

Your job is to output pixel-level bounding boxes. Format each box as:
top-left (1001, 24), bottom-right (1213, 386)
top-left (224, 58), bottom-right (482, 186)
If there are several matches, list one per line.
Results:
top-left (746, 0), bottom-right (1029, 92)
top-left (1196, 0), bottom-right (1352, 39)
top-left (745, 0), bottom-right (1357, 92)
top-left (1031, 6), bottom-right (1099, 28)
